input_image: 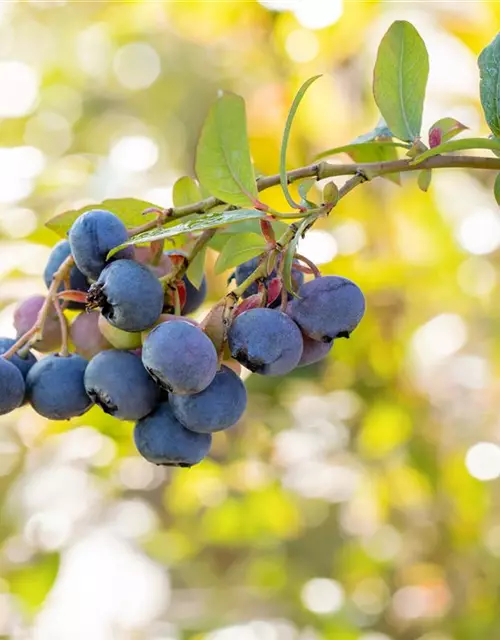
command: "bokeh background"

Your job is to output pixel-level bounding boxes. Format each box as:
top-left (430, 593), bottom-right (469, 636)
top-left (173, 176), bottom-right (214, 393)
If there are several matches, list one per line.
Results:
top-left (0, 1), bottom-right (499, 639)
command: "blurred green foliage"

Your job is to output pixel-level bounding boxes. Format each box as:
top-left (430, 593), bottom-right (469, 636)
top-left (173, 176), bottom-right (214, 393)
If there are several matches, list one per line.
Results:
top-left (0, 2), bottom-right (500, 640)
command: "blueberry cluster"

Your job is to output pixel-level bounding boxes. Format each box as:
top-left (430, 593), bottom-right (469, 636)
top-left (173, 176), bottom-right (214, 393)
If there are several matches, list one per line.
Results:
top-left (0, 209), bottom-right (365, 468)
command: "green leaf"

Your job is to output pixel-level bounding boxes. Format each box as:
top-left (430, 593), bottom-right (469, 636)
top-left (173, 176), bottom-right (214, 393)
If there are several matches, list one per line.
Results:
top-left (298, 179), bottom-right (316, 201)
top-left (428, 117), bottom-right (468, 146)
top-left (45, 198), bottom-right (158, 237)
top-left (195, 91), bottom-right (257, 207)
top-left (494, 174), bottom-right (500, 206)
top-left (417, 169), bottom-right (432, 192)
top-left (280, 75), bottom-right (322, 209)
top-left (315, 141), bottom-right (404, 185)
top-left (298, 178), bottom-right (318, 209)
top-left (8, 553), bottom-right (59, 614)
top-left (315, 140), bottom-right (406, 161)
top-left (186, 247), bottom-right (207, 289)
top-left (214, 232), bottom-right (266, 275)
top-left (351, 117), bottom-right (396, 144)
top-left (283, 217), bottom-right (311, 297)
top-left (479, 33), bottom-right (500, 137)
top-left (410, 137), bottom-right (500, 165)
top-left (108, 208), bottom-right (265, 258)
top-left (373, 20), bottom-right (429, 142)
top-left (173, 176), bottom-right (202, 207)
top-left (208, 219), bottom-right (288, 252)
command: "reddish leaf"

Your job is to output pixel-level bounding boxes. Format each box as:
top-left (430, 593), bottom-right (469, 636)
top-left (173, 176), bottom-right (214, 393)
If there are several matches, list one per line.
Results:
top-left (260, 219), bottom-right (275, 244)
top-left (57, 290), bottom-right (88, 304)
top-left (266, 277), bottom-right (282, 306)
top-left (428, 128), bottom-right (442, 148)
top-left (234, 294), bottom-right (262, 318)
top-left (177, 281), bottom-right (187, 310)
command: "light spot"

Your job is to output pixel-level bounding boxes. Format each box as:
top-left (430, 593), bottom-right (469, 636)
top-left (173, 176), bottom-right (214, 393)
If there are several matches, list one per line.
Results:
top-left (294, 0), bottom-right (343, 30)
top-left (465, 442), bottom-right (500, 481)
top-left (392, 586), bottom-right (429, 620)
top-left (457, 257), bottom-right (496, 297)
top-left (110, 136), bottom-right (159, 173)
top-left (76, 24), bottom-right (112, 78)
top-left (113, 42), bottom-right (161, 90)
top-left (333, 220), bottom-right (366, 255)
top-left (457, 208), bottom-right (500, 255)
top-left (297, 229), bottom-right (337, 265)
top-left (24, 512), bottom-right (72, 551)
top-left (411, 314), bottom-right (467, 367)
top-left (107, 500), bottom-right (158, 539)
top-left (257, 0), bottom-right (297, 11)
top-left (301, 578), bottom-right (344, 614)
top-left (450, 355), bottom-right (489, 390)
top-left (0, 146), bottom-right (45, 204)
top-left (285, 29), bottom-right (319, 63)
top-left (0, 208), bottom-right (37, 238)
top-left (118, 457), bottom-right (157, 490)
top-left (0, 62), bottom-right (39, 118)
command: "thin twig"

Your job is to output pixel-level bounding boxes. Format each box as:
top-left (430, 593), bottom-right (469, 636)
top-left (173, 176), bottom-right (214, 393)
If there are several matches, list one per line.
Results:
top-left (2, 255), bottom-right (75, 360)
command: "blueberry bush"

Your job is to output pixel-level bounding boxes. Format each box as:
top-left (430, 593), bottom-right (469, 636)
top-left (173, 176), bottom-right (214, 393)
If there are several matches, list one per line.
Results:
top-left (2, 8), bottom-right (500, 637)
top-left (2, 21), bottom-right (500, 469)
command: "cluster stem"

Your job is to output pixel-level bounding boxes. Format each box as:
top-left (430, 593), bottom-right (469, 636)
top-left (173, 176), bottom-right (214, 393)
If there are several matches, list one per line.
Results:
top-left (2, 255), bottom-right (74, 360)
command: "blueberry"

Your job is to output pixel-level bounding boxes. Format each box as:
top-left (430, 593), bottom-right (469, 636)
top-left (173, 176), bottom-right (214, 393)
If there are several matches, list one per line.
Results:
top-left (182, 275), bottom-right (207, 315)
top-left (84, 350), bottom-right (160, 420)
top-left (43, 240), bottom-right (89, 309)
top-left (87, 260), bottom-right (164, 333)
top-left (228, 308), bottom-right (303, 375)
top-left (234, 256), bottom-right (304, 304)
top-left (0, 338), bottom-right (37, 379)
top-left (68, 209), bottom-right (134, 280)
top-left (0, 358), bottom-right (25, 415)
top-left (170, 365), bottom-right (247, 433)
top-left (142, 320), bottom-right (217, 394)
top-left (288, 276), bottom-right (365, 342)
top-left (70, 311), bottom-right (113, 361)
top-left (13, 295), bottom-right (64, 353)
top-left (297, 334), bottom-right (333, 367)
top-left (26, 354), bottom-right (93, 420)
top-left (134, 401), bottom-right (211, 467)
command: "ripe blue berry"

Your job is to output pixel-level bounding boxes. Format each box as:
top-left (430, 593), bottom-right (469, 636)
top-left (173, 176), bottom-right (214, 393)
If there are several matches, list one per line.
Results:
top-left (142, 320), bottom-right (217, 394)
top-left (288, 275), bottom-right (365, 342)
top-left (84, 350), bottom-right (160, 420)
top-left (134, 401), bottom-right (211, 467)
top-left (68, 209), bottom-right (134, 280)
top-left (182, 275), bottom-right (207, 315)
top-left (87, 260), bottom-right (164, 333)
top-left (297, 334), bottom-right (333, 367)
top-left (228, 308), bottom-right (303, 375)
top-left (0, 337), bottom-right (37, 379)
top-left (44, 240), bottom-right (89, 309)
top-left (0, 358), bottom-right (25, 415)
top-left (170, 365), bottom-right (247, 433)
top-left (26, 354), bottom-right (93, 420)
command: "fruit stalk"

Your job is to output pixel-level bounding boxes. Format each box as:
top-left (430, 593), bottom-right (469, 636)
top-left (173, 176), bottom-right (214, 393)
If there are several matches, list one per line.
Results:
top-left (2, 255), bottom-right (75, 360)
top-left (160, 228), bottom-right (217, 286)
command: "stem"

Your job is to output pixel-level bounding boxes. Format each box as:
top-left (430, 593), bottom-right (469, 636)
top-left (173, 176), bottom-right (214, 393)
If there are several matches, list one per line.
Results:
top-left (131, 153), bottom-right (500, 239)
top-left (52, 295), bottom-right (69, 357)
top-left (160, 228), bottom-right (216, 285)
top-left (2, 255), bottom-right (74, 360)
top-left (294, 253), bottom-right (321, 278)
